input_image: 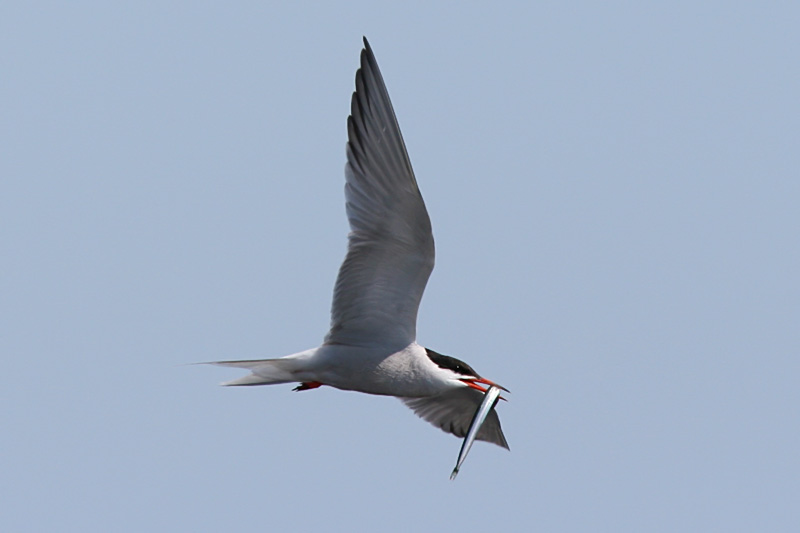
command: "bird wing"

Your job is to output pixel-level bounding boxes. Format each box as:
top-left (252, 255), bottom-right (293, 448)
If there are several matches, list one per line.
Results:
top-left (325, 38), bottom-right (435, 349)
top-left (401, 389), bottom-right (510, 449)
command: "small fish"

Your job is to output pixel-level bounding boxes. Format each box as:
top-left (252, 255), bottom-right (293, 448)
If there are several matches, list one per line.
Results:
top-left (450, 385), bottom-right (503, 480)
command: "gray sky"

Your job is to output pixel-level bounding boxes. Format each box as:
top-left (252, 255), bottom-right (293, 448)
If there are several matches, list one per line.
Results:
top-left (2, 2), bottom-right (798, 531)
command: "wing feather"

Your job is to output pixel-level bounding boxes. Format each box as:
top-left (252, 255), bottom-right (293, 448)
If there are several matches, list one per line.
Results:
top-left (325, 38), bottom-right (434, 349)
top-left (401, 389), bottom-right (510, 449)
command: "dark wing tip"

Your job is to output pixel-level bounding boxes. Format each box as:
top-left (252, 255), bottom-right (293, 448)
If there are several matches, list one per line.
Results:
top-left (495, 426), bottom-right (511, 450)
top-left (359, 37), bottom-right (382, 84)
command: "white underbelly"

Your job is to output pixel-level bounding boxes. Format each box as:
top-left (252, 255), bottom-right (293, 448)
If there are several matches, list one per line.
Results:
top-left (313, 342), bottom-right (447, 397)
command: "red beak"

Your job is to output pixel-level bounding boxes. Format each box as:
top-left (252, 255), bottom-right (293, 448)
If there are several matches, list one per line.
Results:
top-left (460, 377), bottom-right (509, 399)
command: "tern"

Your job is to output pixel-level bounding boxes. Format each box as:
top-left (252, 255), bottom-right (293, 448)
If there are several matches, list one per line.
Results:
top-left (213, 37), bottom-right (509, 459)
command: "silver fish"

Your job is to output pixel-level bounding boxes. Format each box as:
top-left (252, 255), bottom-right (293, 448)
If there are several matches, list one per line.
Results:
top-left (450, 385), bottom-right (503, 480)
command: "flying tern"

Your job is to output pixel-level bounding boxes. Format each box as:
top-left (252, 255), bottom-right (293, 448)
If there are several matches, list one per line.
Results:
top-left (213, 37), bottom-right (509, 469)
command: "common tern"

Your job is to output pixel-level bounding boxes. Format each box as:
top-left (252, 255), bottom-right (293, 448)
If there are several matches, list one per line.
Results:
top-left (213, 37), bottom-right (509, 471)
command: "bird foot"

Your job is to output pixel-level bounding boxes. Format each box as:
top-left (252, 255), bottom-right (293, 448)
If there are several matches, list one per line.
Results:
top-left (293, 381), bottom-right (323, 392)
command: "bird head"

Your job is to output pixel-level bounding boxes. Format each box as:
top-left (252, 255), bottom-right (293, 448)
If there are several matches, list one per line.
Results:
top-left (425, 348), bottom-right (508, 394)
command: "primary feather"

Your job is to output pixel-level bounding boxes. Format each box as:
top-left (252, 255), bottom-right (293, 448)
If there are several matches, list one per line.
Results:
top-left (326, 39), bottom-right (435, 350)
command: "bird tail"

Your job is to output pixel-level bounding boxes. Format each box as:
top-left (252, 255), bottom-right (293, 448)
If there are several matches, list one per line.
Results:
top-left (210, 349), bottom-right (317, 386)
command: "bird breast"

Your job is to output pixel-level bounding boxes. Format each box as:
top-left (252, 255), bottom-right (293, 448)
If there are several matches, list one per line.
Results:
top-left (314, 342), bottom-right (454, 397)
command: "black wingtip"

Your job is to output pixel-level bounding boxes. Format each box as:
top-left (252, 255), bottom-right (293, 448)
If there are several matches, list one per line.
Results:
top-left (362, 36), bottom-right (375, 61)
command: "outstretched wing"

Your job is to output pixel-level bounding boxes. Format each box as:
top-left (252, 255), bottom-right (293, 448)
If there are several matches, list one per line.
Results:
top-left (401, 388), bottom-right (510, 449)
top-left (325, 38), bottom-right (435, 349)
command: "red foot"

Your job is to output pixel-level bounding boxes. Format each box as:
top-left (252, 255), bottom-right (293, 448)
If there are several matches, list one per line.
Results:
top-left (293, 381), bottom-right (323, 392)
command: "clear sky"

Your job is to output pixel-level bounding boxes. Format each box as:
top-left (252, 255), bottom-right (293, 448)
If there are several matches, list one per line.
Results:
top-left (2, 2), bottom-right (798, 531)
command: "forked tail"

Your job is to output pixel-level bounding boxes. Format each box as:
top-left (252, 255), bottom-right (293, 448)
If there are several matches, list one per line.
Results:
top-left (211, 351), bottom-right (314, 386)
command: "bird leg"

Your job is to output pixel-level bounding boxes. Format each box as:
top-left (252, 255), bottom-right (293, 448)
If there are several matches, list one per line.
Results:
top-left (293, 381), bottom-right (323, 392)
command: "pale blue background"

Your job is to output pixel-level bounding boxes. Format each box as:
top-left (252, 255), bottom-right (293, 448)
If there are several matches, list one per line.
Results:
top-left (2, 2), bottom-right (798, 531)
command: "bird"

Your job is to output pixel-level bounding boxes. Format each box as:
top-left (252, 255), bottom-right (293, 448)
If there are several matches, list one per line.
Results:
top-left (213, 37), bottom-right (509, 451)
